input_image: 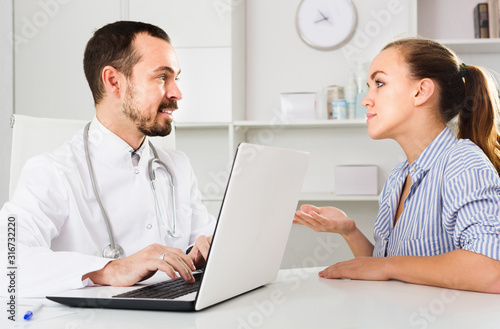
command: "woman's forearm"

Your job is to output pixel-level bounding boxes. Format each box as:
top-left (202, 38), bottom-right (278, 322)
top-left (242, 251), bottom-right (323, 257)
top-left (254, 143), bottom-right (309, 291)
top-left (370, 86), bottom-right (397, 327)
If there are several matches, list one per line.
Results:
top-left (387, 249), bottom-right (500, 293)
top-left (342, 226), bottom-right (374, 257)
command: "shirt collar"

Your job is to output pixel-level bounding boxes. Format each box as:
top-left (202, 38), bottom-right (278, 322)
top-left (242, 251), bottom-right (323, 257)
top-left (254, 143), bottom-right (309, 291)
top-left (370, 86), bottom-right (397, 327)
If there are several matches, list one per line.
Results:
top-left (89, 116), bottom-right (135, 152)
top-left (413, 127), bottom-right (457, 170)
top-left (88, 116), bottom-right (153, 166)
top-left (407, 126), bottom-right (457, 182)
top-left (90, 116), bottom-right (152, 153)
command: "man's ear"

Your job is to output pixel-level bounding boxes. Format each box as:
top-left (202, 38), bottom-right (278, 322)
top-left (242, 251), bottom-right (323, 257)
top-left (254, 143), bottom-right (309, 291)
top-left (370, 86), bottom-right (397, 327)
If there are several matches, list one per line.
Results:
top-left (413, 78), bottom-right (435, 107)
top-left (101, 66), bottom-right (123, 99)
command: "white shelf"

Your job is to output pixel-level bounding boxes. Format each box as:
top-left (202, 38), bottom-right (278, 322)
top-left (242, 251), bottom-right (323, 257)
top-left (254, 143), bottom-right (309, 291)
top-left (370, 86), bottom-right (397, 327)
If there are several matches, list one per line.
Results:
top-left (175, 120), bottom-right (368, 131)
top-left (299, 193), bottom-right (379, 202)
top-left (438, 38), bottom-right (500, 54)
top-left (233, 119), bottom-right (367, 129)
top-left (201, 193), bottom-right (379, 203)
top-left (175, 122), bottom-right (230, 129)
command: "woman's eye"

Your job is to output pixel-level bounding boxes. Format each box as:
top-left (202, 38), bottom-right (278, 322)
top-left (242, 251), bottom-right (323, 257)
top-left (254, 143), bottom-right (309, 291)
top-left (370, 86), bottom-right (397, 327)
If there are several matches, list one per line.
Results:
top-left (376, 80), bottom-right (384, 88)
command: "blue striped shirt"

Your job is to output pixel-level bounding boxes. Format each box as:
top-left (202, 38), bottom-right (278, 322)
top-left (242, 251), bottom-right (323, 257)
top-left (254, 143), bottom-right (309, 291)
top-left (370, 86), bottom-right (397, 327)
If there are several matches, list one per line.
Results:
top-left (373, 127), bottom-right (500, 260)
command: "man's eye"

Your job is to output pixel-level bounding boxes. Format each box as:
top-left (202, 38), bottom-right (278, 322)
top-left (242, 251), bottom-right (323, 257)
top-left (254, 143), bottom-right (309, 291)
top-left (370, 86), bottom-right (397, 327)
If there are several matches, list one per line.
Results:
top-left (175, 77), bottom-right (180, 81)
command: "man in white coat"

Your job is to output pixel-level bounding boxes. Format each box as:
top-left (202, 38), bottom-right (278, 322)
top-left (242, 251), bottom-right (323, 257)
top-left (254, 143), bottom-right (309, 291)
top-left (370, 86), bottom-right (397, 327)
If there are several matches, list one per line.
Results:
top-left (0, 21), bottom-right (216, 297)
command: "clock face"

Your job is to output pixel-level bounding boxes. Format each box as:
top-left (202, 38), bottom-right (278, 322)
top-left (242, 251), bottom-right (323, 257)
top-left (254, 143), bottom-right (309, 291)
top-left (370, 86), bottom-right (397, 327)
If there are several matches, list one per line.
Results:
top-left (296, 0), bottom-right (357, 50)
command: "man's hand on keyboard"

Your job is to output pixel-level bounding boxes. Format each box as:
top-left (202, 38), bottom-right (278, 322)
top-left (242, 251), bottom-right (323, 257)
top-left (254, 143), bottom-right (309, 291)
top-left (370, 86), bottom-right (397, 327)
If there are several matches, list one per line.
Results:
top-left (82, 244), bottom-right (196, 286)
top-left (188, 235), bottom-right (213, 269)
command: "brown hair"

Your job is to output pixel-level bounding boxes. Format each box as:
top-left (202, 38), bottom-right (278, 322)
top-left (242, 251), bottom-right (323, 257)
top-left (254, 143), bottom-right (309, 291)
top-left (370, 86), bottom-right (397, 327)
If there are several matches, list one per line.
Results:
top-left (83, 21), bottom-right (171, 105)
top-left (383, 38), bottom-right (500, 175)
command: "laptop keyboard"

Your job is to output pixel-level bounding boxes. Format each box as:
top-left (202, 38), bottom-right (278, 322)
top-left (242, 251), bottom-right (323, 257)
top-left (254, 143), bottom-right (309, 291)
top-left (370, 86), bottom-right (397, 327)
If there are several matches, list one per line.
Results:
top-left (113, 272), bottom-right (203, 300)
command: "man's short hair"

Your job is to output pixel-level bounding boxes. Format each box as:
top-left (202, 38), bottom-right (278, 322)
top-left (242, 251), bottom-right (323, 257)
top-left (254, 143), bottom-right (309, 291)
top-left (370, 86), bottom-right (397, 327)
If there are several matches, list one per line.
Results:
top-left (83, 21), bottom-right (170, 105)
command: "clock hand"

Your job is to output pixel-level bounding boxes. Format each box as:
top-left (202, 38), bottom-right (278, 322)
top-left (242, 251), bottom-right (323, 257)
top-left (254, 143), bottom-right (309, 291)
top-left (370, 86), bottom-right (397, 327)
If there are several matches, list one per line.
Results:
top-left (318, 10), bottom-right (328, 20)
top-left (315, 10), bottom-right (333, 25)
top-left (314, 17), bottom-right (328, 24)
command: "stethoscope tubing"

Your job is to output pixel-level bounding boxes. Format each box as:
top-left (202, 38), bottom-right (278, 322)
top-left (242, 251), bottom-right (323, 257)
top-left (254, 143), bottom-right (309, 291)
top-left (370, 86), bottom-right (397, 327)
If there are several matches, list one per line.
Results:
top-left (83, 122), bottom-right (180, 259)
top-left (83, 122), bottom-right (121, 257)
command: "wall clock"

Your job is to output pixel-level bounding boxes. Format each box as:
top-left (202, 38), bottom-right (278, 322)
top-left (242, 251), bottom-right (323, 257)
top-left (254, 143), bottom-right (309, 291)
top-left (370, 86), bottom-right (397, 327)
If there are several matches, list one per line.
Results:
top-left (296, 0), bottom-right (357, 50)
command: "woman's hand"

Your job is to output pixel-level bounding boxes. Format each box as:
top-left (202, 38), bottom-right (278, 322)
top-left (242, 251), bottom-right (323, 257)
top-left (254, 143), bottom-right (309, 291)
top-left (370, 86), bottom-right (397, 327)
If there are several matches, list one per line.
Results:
top-left (293, 204), bottom-right (356, 236)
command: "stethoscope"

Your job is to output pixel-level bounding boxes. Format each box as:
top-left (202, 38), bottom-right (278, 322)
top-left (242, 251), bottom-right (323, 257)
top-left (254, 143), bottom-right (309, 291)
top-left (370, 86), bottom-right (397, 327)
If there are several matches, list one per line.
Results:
top-left (83, 122), bottom-right (181, 259)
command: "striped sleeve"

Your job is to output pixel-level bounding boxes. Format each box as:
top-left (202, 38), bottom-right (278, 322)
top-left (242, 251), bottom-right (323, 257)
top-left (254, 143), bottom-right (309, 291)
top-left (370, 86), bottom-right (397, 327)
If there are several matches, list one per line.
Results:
top-left (444, 160), bottom-right (500, 260)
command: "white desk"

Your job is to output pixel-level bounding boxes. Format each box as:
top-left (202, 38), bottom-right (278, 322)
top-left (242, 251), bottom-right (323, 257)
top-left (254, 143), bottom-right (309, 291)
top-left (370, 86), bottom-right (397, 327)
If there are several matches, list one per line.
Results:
top-left (8, 267), bottom-right (500, 329)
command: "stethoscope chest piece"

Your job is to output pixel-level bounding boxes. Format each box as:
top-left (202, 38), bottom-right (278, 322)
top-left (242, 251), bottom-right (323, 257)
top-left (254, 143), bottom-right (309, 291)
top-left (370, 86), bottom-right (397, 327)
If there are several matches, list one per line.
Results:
top-left (102, 243), bottom-right (125, 259)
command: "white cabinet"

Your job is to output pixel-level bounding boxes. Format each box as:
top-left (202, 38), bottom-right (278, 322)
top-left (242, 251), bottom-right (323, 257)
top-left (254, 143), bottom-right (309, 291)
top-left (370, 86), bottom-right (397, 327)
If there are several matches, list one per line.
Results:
top-left (173, 48), bottom-right (233, 123)
top-left (129, 0), bottom-right (236, 123)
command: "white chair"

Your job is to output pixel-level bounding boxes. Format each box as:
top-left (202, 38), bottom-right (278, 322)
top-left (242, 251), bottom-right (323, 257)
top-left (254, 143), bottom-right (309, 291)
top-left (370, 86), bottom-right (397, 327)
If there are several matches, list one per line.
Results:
top-left (9, 114), bottom-right (176, 199)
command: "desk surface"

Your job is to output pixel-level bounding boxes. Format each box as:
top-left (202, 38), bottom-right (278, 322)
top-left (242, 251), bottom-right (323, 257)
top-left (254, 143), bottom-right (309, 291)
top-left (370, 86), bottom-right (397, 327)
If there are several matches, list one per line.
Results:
top-left (8, 267), bottom-right (500, 329)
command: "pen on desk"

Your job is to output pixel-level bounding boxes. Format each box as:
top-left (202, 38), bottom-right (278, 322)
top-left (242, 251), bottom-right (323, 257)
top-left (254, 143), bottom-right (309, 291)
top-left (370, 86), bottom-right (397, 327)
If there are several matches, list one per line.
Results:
top-left (24, 304), bottom-right (43, 321)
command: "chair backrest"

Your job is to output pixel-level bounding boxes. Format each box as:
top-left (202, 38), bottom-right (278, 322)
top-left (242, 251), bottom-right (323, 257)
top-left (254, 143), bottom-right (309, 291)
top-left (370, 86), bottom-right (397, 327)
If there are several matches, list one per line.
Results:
top-left (9, 114), bottom-right (176, 199)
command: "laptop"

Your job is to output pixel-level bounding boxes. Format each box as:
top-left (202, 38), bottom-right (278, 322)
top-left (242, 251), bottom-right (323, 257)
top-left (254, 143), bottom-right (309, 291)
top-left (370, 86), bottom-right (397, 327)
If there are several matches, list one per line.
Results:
top-left (47, 143), bottom-right (309, 311)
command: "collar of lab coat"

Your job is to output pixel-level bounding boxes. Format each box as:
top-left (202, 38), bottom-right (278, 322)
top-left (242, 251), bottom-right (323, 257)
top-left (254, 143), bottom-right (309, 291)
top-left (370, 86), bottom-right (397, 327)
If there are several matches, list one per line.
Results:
top-left (88, 116), bottom-right (153, 168)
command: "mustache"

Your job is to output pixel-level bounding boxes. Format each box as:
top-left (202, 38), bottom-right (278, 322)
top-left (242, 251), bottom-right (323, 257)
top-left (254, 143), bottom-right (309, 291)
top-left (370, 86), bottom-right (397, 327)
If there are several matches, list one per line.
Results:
top-left (159, 100), bottom-right (178, 110)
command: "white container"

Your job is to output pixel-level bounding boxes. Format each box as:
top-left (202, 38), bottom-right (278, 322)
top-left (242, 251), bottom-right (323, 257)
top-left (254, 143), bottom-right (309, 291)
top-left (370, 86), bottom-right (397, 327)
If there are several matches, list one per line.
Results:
top-left (344, 73), bottom-right (357, 119)
top-left (315, 87), bottom-right (328, 120)
top-left (354, 62), bottom-right (368, 119)
top-left (331, 100), bottom-right (347, 120)
top-left (335, 165), bottom-right (378, 195)
top-left (326, 85), bottom-right (344, 119)
top-left (280, 92), bottom-right (316, 121)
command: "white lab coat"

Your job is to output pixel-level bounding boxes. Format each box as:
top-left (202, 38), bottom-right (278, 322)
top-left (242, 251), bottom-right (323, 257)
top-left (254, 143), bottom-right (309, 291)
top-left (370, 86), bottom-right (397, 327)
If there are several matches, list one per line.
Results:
top-left (0, 118), bottom-right (215, 297)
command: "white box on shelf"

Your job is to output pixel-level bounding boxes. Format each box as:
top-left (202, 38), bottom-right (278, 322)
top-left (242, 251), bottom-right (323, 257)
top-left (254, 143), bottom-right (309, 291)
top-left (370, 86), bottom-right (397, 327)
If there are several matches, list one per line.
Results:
top-left (335, 165), bottom-right (378, 195)
top-left (280, 92), bottom-right (316, 121)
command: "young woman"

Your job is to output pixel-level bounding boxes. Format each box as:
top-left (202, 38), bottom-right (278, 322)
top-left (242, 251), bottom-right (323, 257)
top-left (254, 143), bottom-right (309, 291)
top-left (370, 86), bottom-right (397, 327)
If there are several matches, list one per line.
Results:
top-left (294, 38), bottom-right (500, 293)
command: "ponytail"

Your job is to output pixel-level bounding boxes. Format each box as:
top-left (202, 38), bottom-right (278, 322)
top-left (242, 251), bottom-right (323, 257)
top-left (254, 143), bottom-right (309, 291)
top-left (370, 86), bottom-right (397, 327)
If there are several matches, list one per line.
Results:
top-left (459, 66), bottom-right (500, 175)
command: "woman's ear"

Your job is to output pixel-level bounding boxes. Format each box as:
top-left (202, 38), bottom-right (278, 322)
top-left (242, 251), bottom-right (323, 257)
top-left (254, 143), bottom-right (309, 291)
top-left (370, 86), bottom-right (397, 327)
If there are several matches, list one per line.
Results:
top-left (101, 66), bottom-right (123, 99)
top-left (413, 78), bottom-right (436, 107)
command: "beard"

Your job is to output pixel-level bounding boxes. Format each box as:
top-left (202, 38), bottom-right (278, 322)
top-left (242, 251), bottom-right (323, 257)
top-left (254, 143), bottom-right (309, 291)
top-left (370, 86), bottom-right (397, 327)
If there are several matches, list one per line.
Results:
top-left (122, 81), bottom-right (177, 137)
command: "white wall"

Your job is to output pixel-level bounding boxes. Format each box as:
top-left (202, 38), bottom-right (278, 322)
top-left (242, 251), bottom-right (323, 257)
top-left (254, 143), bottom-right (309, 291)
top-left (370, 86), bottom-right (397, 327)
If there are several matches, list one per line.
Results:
top-left (246, 0), bottom-right (414, 121)
top-left (13, 0), bottom-right (121, 120)
top-left (0, 0), bottom-right (14, 206)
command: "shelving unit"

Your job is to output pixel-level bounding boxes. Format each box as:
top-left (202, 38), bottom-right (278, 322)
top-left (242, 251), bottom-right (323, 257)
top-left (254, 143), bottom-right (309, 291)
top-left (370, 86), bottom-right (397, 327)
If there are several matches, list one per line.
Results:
top-left (176, 118), bottom-right (380, 204)
top-left (176, 119), bottom-right (367, 129)
top-left (176, 118), bottom-right (397, 209)
top-left (177, 1), bottom-right (500, 215)
top-left (232, 119), bottom-right (367, 128)
top-left (414, 0), bottom-right (500, 71)
top-left (439, 38), bottom-right (500, 54)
